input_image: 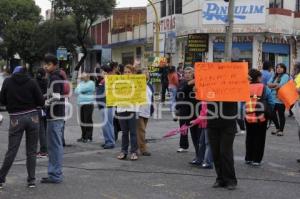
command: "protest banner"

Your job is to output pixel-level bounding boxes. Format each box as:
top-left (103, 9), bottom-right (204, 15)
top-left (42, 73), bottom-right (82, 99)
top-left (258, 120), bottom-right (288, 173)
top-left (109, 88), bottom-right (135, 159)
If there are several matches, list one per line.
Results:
top-left (195, 62), bottom-right (250, 102)
top-left (278, 80), bottom-right (299, 109)
top-left (105, 75), bottom-right (147, 107)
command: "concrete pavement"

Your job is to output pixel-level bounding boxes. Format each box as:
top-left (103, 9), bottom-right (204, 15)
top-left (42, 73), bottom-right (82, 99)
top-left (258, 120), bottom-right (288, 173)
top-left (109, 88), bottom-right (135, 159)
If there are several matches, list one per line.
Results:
top-left (0, 104), bottom-right (299, 199)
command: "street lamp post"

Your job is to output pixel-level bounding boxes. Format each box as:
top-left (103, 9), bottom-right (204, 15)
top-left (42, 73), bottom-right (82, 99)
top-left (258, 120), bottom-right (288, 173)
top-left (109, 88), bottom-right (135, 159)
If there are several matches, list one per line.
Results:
top-left (148, 0), bottom-right (160, 57)
top-left (224, 0), bottom-right (235, 62)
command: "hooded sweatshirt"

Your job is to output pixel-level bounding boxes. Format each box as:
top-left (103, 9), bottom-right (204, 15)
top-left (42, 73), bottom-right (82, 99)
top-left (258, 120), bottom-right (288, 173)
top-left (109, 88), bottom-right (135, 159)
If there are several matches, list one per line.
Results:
top-left (0, 72), bottom-right (44, 114)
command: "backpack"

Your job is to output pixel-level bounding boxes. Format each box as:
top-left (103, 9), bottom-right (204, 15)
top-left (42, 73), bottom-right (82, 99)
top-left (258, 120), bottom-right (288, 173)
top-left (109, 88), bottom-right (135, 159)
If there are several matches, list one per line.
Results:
top-left (59, 70), bottom-right (71, 96)
top-left (245, 83), bottom-right (271, 123)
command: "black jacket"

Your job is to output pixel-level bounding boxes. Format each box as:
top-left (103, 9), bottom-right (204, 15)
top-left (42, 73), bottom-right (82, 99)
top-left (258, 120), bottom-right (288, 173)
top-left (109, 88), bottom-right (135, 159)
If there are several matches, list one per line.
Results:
top-left (207, 102), bottom-right (238, 128)
top-left (46, 69), bottom-right (65, 120)
top-left (0, 72), bottom-right (44, 114)
top-left (175, 80), bottom-right (199, 119)
top-left (36, 77), bottom-right (48, 95)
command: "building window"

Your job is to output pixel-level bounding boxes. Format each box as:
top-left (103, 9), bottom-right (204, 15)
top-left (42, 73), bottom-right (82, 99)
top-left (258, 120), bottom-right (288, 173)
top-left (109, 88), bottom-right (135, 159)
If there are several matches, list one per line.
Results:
top-left (175, 0), bottom-right (182, 14)
top-left (270, 0), bottom-right (284, 8)
top-left (296, 0), bottom-right (300, 12)
top-left (161, 0), bottom-right (166, 18)
top-left (168, 0), bottom-right (175, 15)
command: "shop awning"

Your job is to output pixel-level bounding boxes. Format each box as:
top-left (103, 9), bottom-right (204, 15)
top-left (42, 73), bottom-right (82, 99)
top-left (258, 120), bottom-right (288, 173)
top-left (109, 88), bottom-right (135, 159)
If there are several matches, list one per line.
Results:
top-left (213, 42), bottom-right (253, 52)
top-left (262, 43), bottom-right (290, 54)
top-left (107, 38), bottom-right (147, 49)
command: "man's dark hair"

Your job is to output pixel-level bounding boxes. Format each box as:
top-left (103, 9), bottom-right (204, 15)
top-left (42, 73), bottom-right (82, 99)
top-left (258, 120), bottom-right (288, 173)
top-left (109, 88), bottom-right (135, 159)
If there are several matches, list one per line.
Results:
top-left (249, 69), bottom-right (262, 83)
top-left (263, 61), bottom-right (273, 71)
top-left (44, 53), bottom-right (58, 65)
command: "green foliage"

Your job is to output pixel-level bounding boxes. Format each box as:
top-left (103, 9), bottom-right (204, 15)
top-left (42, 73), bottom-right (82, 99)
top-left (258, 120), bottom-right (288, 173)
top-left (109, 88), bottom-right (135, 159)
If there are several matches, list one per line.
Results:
top-left (55, 0), bottom-right (116, 70)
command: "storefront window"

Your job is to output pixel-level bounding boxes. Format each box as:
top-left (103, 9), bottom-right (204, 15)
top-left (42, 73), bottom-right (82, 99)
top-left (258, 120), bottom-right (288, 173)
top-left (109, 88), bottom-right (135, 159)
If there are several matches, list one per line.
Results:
top-left (161, 0), bottom-right (167, 18)
top-left (296, 0), bottom-right (300, 12)
top-left (270, 0), bottom-right (284, 9)
top-left (122, 52), bottom-right (134, 65)
top-left (213, 42), bottom-right (253, 68)
top-left (175, 0), bottom-right (182, 14)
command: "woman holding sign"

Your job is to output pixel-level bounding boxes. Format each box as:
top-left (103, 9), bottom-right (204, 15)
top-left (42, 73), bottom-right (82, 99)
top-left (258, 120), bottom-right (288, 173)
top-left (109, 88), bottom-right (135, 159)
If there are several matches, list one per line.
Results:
top-left (268, 63), bottom-right (290, 136)
top-left (117, 65), bottom-right (139, 161)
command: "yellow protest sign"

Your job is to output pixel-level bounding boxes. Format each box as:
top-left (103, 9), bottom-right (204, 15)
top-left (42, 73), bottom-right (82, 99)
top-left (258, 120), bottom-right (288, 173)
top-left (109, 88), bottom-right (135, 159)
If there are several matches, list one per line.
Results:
top-left (105, 75), bottom-right (147, 107)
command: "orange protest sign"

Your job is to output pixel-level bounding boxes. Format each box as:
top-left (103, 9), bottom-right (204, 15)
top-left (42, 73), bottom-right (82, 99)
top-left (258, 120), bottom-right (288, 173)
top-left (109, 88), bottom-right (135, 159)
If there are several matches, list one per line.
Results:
top-left (278, 80), bottom-right (299, 109)
top-left (195, 62), bottom-right (250, 102)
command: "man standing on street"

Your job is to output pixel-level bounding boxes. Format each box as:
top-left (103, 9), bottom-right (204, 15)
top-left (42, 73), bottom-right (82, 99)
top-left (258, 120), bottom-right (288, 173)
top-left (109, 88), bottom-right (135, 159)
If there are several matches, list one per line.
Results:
top-left (207, 102), bottom-right (238, 190)
top-left (0, 66), bottom-right (44, 189)
top-left (41, 54), bottom-right (66, 184)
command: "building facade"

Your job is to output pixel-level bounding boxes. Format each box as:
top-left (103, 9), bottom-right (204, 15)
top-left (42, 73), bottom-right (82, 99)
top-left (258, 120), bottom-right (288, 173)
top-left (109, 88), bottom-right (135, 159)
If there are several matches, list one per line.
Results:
top-left (146, 0), bottom-right (300, 72)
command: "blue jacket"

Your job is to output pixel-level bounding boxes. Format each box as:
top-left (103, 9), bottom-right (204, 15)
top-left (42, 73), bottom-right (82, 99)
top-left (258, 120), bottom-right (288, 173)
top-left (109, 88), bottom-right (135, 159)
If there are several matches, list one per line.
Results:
top-left (268, 74), bottom-right (290, 104)
top-left (75, 80), bottom-right (95, 105)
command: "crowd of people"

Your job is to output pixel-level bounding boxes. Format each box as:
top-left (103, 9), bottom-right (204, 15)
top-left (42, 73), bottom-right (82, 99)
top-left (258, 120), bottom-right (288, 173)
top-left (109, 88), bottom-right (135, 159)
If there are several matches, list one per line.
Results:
top-left (0, 53), bottom-right (299, 191)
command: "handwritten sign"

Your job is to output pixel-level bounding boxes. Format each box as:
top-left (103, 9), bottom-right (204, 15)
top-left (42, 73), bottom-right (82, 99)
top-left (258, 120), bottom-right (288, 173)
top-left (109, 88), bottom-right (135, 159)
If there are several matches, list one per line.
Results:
top-left (278, 80), bottom-right (299, 109)
top-left (105, 75), bottom-right (147, 107)
top-left (195, 62), bottom-right (250, 102)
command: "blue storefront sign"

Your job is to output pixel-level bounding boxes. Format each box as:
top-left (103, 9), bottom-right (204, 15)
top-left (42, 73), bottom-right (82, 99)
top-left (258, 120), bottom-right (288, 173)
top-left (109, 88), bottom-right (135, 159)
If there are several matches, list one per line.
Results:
top-left (203, 0), bottom-right (266, 25)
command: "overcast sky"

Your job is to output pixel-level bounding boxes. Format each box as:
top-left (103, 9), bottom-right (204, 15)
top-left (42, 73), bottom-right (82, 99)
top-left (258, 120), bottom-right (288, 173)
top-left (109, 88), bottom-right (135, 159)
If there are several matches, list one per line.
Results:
top-left (35, 0), bottom-right (148, 16)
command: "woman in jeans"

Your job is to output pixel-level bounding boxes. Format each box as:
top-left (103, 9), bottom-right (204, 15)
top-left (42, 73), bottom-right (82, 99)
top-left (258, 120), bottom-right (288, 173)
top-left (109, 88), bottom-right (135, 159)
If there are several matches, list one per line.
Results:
top-left (268, 63), bottom-right (290, 136)
top-left (168, 66), bottom-right (179, 115)
top-left (117, 65), bottom-right (139, 161)
top-left (75, 73), bottom-right (96, 143)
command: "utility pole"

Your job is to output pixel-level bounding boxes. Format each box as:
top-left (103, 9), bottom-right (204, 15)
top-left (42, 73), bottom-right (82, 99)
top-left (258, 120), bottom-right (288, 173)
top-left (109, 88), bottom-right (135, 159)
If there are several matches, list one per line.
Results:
top-left (148, 0), bottom-right (160, 57)
top-left (224, 0), bottom-right (235, 62)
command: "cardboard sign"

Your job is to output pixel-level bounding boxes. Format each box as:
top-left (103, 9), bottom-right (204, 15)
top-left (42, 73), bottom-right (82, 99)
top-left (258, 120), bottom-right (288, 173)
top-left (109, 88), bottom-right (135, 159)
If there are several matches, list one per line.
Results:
top-left (105, 75), bottom-right (147, 107)
top-left (195, 62), bottom-right (250, 102)
top-left (278, 80), bottom-right (299, 109)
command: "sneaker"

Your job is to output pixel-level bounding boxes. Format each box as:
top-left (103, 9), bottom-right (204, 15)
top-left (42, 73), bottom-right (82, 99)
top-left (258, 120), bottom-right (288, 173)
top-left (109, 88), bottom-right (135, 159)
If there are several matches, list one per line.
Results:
top-left (226, 184), bottom-right (237, 190)
top-left (200, 163), bottom-right (213, 169)
top-left (77, 138), bottom-right (84, 142)
top-left (37, 152), bottom-right (48, 158)
top-left (236, 130), bottom-right (246, 136)
top-left (212, 181), bottom-right (226, 188)
top-left (245, 161), bottom-right (252, 165)
top-left (177, 148), bottom-right (188, 153)
top-left (86, 139), bottom-right (93, 143)
top-left (142, 151), bottom-right (152, 156)
top-left (297, 159), bottom-right (300, 163)
top-left (189, 159), bottom-right (201, 165)
top-left (103, 145), bottom-right (114, 149)
top-left (0, 183), bottom-right (3, 189)
top-left (27, 182), bottom-right (36, 188)
top-left (251, 162), bottom-right (261, 167)
top-left (40, 177), bottom-right (61, 184)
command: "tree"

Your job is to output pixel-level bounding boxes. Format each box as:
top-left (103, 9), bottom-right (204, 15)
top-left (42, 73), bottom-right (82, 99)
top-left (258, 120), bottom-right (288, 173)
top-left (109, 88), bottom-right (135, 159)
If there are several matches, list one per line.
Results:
top-left (55, 0), bottom-right (116, 71)
top-left (34, 17), bottom-right (80, 59)
top-left (0, 0), bottom-right (41, 66)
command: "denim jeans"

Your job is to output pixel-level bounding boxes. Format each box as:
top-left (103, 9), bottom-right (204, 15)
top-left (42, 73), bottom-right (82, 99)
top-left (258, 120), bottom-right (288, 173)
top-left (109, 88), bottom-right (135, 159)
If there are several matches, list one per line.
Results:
top-left (197, 129), bottom-right (213, 166)
top-left (118, 112), bottom-right (138, 154)
top-left (47, 119), bottom-right (64, 182)
top-left (169, 87), bottom-right (177, 113)
top-left (0, 112), bottom-right (39, 183)
top-left (100, 108), bottom-right (115, 147)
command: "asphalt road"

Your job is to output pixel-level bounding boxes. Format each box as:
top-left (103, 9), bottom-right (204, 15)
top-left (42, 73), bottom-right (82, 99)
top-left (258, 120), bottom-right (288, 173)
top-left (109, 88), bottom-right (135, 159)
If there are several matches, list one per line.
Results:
top-left (0, 102), bottom-right (299, 199)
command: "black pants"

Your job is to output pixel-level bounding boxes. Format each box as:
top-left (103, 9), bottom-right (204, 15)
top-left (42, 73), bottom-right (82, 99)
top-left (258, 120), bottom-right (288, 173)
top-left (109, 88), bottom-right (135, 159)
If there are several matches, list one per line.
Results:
top-left (38, 114), bottom-right (47, 153)
top-left (0, 112), bottom-right (39, 183)
top-left (245, 121), bottom-right (267, 163)
top-left (161, 83), bottom-right (169, 102)
top-left (80, 104), bottom-right (94, 140)
top-left (114, 112), bottom-right (121, 141)
top-left (272, 103), bottom-right (286, 132)
top-left (208, 125), bottom-right (237, 186)
top-left (179, 119), bottom-right (200, 155)
top-left (237, 119), bottom-right (245, 131)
